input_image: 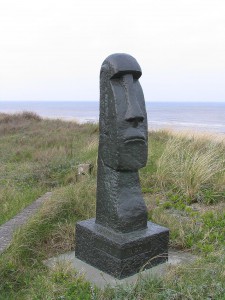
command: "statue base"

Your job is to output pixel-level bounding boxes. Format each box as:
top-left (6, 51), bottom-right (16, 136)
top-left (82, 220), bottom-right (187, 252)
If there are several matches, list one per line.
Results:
top-left (75, 218), bottom-right (169, 279)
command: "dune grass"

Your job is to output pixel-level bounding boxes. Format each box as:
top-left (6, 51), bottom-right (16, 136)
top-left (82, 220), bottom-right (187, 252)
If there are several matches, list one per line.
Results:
top-left (0, 112), bottom-right (98, 225)
top-left (156, 135), bottom-right (225, 202)
top-left (0, 113), bottom-right (224, 299)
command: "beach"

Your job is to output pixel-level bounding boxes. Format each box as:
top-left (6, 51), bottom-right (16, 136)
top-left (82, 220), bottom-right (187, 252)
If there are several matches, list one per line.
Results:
top-left (1, 101), bottom-right (225, 134)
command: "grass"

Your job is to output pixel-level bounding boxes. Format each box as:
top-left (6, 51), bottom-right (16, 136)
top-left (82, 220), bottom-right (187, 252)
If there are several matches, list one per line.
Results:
top-left (0, 113), bottom-right (224, 299)
top-left (156, 134), bottom-right (225, 202)
top-left (0, 112), bottom-right (98, 225)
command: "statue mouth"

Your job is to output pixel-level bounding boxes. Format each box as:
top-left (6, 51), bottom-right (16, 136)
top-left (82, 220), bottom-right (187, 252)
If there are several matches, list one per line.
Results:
top-left (124, 136), bottom-right (146, 144)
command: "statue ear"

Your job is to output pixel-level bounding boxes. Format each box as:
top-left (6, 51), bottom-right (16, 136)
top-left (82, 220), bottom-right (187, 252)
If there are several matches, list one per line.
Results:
top-left (100, 64), bottom-right (109, 76)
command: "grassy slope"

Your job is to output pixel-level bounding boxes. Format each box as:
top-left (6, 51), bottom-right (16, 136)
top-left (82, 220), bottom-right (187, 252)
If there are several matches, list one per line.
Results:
top-left (0, 112), bottom-right (98, 225)
top-left (0, 113), bottom-right (224, 299)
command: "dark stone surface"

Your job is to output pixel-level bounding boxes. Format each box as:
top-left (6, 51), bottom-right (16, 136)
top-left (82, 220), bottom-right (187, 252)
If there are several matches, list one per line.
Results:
top-left (97, 53), bottom-right (148, 233)
top-left (75, 218), bottom-right (169, 279)
top-left (75, 53), bottom-right (169, 278)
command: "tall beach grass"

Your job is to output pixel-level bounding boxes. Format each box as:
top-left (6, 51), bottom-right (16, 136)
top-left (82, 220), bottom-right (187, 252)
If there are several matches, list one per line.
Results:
top-left (156, 134), bottom-right (225, 202)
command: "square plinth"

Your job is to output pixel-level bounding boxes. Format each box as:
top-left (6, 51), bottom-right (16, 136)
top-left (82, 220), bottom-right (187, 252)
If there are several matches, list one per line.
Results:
top-left (75, 218), bottom-right (169, 279)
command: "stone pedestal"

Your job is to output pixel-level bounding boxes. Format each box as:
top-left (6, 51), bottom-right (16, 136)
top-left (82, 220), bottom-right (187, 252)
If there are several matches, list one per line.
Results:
top-left (75, 218), bottom-right (169, 279)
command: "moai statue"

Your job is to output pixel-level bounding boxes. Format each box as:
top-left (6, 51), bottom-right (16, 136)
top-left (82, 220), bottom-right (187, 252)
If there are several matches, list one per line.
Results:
top-left (75, 54), bottom-right (169, 279)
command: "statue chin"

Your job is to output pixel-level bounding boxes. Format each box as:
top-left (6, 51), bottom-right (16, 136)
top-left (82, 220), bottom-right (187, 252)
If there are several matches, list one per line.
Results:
top-left (117, 141), bottom-right (148, 171)
top-left (102, 140), bottom-right (148, 171)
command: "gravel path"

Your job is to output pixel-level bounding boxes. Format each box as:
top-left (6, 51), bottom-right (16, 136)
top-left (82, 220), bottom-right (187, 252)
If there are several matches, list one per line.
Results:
top-left (0, 192), bottom-right (52, 254)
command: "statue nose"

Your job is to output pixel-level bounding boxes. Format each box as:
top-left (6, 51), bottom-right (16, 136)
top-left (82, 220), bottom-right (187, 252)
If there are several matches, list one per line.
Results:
top-left (125, 115), bottom-right (144, 123)
top-left (123, 74), bottom-right (144, 123)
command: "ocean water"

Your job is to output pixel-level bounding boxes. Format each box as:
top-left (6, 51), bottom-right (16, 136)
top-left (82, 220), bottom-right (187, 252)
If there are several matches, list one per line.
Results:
top-left (1, 101), bottom-right (225, 134)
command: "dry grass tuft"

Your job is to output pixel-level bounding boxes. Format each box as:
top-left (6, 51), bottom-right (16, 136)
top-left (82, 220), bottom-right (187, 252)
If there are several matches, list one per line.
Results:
top-left (42, 221), bottom-right (75, 254)
top-left (156, 135), bottom-right (225, 200)
top-left (0, 111), bottom-right (42, 123)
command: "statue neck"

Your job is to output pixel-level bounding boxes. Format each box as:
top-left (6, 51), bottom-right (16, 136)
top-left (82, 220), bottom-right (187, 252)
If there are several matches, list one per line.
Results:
top-left (96, 157), bottom-right (147, 233)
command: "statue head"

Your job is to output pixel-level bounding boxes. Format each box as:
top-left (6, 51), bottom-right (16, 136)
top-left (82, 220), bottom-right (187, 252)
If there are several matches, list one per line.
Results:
top-left (99, 53), bottom-right (148, 171)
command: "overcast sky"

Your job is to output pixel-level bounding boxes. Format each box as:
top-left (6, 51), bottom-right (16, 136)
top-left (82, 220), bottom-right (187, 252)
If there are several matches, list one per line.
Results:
top-left (0, 0), bottom-right (224, 102)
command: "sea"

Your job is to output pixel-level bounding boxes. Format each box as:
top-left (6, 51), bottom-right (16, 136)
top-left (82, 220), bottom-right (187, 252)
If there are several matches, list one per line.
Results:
top-left (1, 101), bottom-right (225, 134)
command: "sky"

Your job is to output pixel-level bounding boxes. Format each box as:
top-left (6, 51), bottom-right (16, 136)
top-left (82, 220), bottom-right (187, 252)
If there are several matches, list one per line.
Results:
top-left (0, 0), bottom-right (224, 102)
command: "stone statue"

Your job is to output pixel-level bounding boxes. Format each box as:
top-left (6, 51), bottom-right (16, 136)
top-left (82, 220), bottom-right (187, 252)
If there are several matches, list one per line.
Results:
top-left (75, 54), bottom-right (169, 279)
top-left (96, 53), bottom-right (148, 233)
